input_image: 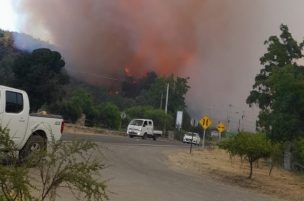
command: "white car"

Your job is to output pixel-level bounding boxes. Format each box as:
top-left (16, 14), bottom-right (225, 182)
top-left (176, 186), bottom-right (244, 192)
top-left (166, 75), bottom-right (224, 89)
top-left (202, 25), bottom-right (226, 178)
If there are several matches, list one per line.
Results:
top-left (183, 132), bottom-right (201, 145)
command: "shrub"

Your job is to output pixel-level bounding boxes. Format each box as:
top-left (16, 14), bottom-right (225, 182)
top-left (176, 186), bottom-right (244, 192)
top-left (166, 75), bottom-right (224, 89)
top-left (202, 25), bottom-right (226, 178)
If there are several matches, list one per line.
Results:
top-left (294, 137), bottom-right (304, 163)
top-left (0, 127), bottom-right (108, 201)
top-left (98, 102), bottom-right (120, 130)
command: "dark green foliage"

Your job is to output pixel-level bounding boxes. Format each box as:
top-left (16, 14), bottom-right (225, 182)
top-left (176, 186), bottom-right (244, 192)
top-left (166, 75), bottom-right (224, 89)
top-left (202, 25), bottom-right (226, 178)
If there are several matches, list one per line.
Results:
top-left (121, 71), bottom-right (157, 98)
top-left (142, 75), bottom-right (190, 115)
top-left (61, 100), bottom-right (83, 123)
top-left (56, 90), bottom-right (97, 124)
top-left (182, 110), bottom-right (192, 131)
top-left (0, 30), bottom-right (19, 86)
top-left (12, 48), bottom-right (69, 111)
top-left (247, 24), bottom-right (304, 142)
top-left (268, 143), bottom-right (284, 176)
top-left (97, 102), bottom-right (121, 129)
top-left (121, 72), bottom-right (190, 117)
top-left (294, 138), bottom-right (304, 163)
top-left (219, 132), bottom-right (272, 178)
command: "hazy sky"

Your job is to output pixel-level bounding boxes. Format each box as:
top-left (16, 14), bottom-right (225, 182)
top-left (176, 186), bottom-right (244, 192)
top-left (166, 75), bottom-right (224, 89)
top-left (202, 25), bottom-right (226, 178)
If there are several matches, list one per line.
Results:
top-left (1, 0), bottom-right (304, 131)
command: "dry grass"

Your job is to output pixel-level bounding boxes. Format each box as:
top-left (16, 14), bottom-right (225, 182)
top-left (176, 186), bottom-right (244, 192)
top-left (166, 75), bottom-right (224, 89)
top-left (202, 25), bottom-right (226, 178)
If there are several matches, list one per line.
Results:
top-left (168, 148), bottom-right (304, 201)
top-left (64, 123), bottom-right (126, 136)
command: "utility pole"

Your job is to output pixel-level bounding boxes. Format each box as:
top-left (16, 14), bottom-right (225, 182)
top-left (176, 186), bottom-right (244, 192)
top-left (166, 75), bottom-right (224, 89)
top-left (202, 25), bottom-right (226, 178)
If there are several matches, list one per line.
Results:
top-left (165, 83), bottom-right (169, 114)
top-left (241, 110), bottom-right (245, 131)
top-left (227, 104), bottom-right (232, 132)
top-left (160, 92), bottom-right (163, 109)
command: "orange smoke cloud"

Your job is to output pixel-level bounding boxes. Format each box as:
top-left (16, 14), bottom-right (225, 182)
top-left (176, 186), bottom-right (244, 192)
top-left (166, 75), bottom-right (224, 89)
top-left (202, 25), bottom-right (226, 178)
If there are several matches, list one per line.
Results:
top-left (15, 0), bottom-right (201, 83)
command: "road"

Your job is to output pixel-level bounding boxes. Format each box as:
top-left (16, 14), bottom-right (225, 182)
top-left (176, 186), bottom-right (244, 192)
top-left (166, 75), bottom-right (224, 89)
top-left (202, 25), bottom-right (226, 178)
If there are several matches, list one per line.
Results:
top-left (62, 133), bottom-right (274, 201)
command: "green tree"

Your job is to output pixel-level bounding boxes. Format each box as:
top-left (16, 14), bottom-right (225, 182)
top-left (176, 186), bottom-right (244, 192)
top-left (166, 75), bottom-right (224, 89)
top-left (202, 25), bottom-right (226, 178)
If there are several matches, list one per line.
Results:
top-left (61, 100), bottom-right (82, 123)
top-left (97, 102), bottom-right (120, 130)
top-left (247, 24), bottom-right (304, 142)
top-left (12, 48), bottom-right (69, 111)
top-left (219, 132), bottom-right (272, 179)
top-left (57, 90), bottom-right (97, 124)
top-left (142, 75), bottom-right (190, 115)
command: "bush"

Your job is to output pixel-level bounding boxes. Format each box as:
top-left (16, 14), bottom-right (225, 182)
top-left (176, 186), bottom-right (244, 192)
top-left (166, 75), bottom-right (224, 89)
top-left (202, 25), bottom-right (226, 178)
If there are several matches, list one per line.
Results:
top-left (98, 102), bottom-right (120, 130)
top-left (219, 132), bottom-right (272, 178)
top-left (0, 127), bottom-right (108, 201)
top-left (294, 137), bottom-right (304, 163)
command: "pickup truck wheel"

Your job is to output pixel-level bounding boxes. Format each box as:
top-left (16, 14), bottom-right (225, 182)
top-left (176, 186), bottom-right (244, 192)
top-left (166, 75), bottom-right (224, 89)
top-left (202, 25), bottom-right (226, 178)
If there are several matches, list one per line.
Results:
top-left (142, 133), bottom-right (147, 140)
top-left (19, 135), bottom-right (46, 163)
top-left (153, 136), bottom-right (157, 141)
top-left (129, 135), bottom-right (134, 138)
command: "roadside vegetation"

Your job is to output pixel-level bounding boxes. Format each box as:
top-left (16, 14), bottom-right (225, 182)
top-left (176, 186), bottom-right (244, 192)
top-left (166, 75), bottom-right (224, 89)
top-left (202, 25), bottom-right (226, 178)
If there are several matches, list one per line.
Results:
top-left (0, 127), bottom-right (107, 201)
top-left (215, 24), bottom-right (304, 179)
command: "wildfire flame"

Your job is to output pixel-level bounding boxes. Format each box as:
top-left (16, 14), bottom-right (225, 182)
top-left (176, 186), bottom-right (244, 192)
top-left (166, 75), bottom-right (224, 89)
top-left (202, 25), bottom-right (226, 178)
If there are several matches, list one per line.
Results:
top-left (124, 65), bottom-right (132, 76)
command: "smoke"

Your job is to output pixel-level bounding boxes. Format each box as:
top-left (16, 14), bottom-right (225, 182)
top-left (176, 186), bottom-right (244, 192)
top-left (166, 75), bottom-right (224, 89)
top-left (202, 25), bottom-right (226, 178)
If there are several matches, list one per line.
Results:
top-left (14, 0), bottom-right (203, 81)
top-left (14, 0), bottom-right (304, 131)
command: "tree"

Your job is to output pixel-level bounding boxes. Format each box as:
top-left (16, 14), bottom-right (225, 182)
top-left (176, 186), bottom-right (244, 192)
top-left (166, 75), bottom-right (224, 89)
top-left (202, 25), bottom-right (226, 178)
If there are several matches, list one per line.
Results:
top-left (219, 132), bottom-right (272, 179)
top-left (142, 75), bottom-right (190, 115)
top-left (0, 30), bottom-right (18, 86)
top-left (12, 48), bottom-right (69, 111)
top-left (247, 24), bottom-right (304, 142)
top-left (97, 102), bottom-right (120, 129)
top-left (55, 89), bottom-right (98, 124)
top-left (121, 71), bottom-right (157, 98)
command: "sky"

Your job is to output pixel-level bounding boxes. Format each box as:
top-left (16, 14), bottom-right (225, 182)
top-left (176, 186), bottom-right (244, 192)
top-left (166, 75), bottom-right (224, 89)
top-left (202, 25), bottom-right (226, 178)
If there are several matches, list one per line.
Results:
top-left (0, 0), bottom-right (17, 31)
top-left (1, 0), bottom-right (304, 132)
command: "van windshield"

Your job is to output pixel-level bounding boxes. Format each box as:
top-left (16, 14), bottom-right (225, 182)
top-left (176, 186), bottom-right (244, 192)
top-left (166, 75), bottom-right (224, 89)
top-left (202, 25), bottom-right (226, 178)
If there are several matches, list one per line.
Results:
top-left (130, 120), bottom-right (143, 126)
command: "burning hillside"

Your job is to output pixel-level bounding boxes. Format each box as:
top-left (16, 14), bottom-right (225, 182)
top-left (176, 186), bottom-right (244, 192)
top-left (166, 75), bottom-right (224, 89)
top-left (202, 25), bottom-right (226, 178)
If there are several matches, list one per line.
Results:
top-left (15, 0), bottom-right (200, 83)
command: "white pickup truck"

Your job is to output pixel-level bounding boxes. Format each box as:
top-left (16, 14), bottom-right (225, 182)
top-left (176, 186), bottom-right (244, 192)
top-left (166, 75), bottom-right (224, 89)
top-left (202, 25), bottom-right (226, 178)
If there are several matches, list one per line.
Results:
top-left (127, 119), bottom-right (162, 140)
top-left (0, 85), bottom-right (64, 159)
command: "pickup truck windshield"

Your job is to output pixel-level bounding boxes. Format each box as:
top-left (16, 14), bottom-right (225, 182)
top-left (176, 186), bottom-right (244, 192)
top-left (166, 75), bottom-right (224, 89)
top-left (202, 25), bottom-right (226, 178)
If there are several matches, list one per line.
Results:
top-left (130, 120), bottom-right (143, 126)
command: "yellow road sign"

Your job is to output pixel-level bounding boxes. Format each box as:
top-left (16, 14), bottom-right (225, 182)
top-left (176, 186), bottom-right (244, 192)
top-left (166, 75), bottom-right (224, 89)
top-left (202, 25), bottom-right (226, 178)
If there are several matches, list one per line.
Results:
top-left (216, 122), bottom-right (225, 133)
top-left (199, 115), bottom-right (212, 130)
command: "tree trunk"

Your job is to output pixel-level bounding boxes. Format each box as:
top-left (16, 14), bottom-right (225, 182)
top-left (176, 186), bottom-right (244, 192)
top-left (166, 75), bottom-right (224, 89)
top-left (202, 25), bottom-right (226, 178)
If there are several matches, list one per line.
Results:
top-left (249, 160), bottom-right (253, 179)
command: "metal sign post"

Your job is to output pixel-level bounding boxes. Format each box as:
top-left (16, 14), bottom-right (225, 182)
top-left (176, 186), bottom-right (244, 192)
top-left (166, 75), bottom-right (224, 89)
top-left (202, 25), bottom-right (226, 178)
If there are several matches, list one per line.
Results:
top-left (190, 132), bottom-right (194, 154)
top-left (216, 122), bottom-right (225, 142)
top-left (202, 129), bottom-right (206, 149)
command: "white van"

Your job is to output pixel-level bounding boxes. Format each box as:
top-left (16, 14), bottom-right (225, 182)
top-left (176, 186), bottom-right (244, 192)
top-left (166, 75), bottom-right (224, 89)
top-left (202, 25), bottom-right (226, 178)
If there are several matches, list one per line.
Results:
top-left (127, 119), bottom-right (161, 140)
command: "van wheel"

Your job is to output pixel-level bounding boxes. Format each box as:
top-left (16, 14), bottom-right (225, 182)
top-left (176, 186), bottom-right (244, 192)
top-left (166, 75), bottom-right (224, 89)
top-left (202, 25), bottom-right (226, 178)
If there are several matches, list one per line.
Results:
top-left (129, 135), bottom-right (134, 138)
top-left (153, 136), bottom-right (157, 141)
top-left (19, 135), bottom-right (46, 163)
top-left (142, 133), bottom-right (147, 140)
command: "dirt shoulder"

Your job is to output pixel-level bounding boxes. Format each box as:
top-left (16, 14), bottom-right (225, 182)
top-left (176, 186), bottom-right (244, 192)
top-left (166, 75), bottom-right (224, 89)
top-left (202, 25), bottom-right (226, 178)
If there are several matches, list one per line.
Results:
top-left (167, 148), bottom-right (304, 201)
top-left (64, 123), bottom-right (126, 136)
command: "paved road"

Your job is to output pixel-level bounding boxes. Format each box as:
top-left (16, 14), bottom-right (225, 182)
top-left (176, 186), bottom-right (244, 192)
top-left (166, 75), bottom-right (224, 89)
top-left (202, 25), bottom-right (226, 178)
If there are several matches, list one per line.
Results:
top-left (62, 133), bottom-right (275, 201)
